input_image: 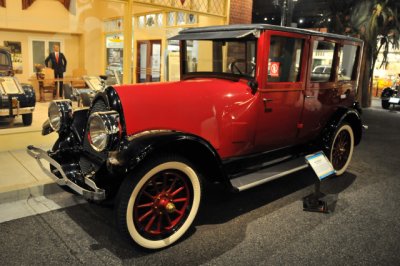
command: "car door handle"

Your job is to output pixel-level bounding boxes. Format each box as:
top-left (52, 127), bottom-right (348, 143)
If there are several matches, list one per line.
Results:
top-left (263, 98), bottom-right (273, 112)
top-left (305, 95), bottom-right (315, 99)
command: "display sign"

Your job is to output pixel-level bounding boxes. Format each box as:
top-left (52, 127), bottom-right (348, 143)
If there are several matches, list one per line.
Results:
top-left (270, 62), bottom-right (280, 77)
top-left (0, 77), bottom-right (23, 94)
top-left (389, 97), bottom-right (400, 104)
top-left (305, 151), bottom-right (336, 180)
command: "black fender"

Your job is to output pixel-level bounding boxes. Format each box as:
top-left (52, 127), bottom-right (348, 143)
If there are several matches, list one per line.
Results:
top-left (381, 87), bottom-right (394, 99)
top-left (110, 131), bottom-right (228, 184)
top-left (320, 107), bottom-right (363, 151)
top-left (8, 83), bottom-right (36, 108)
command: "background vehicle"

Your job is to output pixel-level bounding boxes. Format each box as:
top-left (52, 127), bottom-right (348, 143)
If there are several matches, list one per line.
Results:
top-left (381, 77), bottom-right (400, 109)
top-left (0, 47), bottom-right (35, 126)
top-left (28, 24), bottom-right (364, 249)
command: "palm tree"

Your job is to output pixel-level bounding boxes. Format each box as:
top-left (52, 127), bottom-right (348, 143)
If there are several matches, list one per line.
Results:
top-left (328, 0), bottom-right (400, 107)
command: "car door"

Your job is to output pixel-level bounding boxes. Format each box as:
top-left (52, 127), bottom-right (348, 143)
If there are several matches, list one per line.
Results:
top-left (298, 37), bottom-right (340, 142)
top-left (254, 31), bottom-right (309, 151)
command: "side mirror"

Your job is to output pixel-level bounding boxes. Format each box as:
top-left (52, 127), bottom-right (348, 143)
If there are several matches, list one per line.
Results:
top-left (247, 80), bottom-right (258, 94)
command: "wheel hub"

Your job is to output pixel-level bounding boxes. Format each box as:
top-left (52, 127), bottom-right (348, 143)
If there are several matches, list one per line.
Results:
top-left (155, 195), bottom-right (176, 213)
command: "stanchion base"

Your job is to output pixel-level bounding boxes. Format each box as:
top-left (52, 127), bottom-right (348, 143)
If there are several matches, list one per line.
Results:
top-left (303, 193), bottom-right (329, 213)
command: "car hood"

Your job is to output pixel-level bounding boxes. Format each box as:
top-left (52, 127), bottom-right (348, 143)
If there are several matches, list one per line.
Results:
top-left (113, 78), bottom-right (255, 147)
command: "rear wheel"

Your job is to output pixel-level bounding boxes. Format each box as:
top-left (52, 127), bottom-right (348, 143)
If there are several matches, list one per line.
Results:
top-left (116, 155), bottom-right (202, 249)
top-left (382, 100), bottom-right (390, 109)
top-left (22, 113), bottom-right (33, 126)
top-left (329, 123), bottom-right (354, 175)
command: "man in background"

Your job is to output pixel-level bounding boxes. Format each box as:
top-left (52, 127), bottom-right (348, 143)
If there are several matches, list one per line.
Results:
top-left (45, 44), bottom-right (67, 98)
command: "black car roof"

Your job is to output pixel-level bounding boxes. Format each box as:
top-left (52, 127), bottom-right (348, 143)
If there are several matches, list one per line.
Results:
top-left (172, 24), bottom-right (363, 43)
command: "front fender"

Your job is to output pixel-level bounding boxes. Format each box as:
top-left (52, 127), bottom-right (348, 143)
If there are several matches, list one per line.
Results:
top-left (109, 130), bottom-right (227, 182)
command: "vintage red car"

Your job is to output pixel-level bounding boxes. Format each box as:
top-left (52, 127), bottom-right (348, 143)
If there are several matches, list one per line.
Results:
top-left (28, 24), bottom-right (364, 249)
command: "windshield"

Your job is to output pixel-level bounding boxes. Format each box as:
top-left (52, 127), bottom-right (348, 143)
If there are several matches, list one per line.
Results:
top-left (182, 39), bottom-right (257, 79)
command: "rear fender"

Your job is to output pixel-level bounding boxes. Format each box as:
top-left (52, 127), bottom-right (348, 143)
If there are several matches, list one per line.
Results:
top-left (321, 107), bottom-right (363, 150)
top-left (381, 87), bottom-right (394, 99)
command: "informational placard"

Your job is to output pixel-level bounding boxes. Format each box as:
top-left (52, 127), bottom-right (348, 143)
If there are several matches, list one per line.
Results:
top-left (84, 76), bottom-right (102, 91)
top-left (389, 97), bottom-right (400, 104)
top-left (0, 77), bottom-right (23, 94)
top-left (305, 151), bottom-right (336, 180)
top-left (270, 62), bottom-right (280, 77)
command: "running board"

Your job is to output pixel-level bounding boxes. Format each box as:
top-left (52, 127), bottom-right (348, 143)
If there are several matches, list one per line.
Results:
top-left (230, 157), bottom-right (309, 192)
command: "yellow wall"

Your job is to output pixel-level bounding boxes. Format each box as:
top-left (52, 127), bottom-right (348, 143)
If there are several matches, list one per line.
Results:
top-left (0, 0), bottom-right (227, 85)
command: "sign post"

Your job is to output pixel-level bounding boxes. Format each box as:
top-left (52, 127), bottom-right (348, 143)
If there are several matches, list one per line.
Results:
top-left (303, 151), bottom-right (336, 213)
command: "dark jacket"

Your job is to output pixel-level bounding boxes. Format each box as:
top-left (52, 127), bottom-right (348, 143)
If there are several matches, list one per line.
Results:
top-left (45, 52), bottom-right (67, 74)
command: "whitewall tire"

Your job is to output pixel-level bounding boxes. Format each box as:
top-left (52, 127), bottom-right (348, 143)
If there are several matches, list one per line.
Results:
top-left (329, 123), bottom-right (354, 175)
top-left (116, 156), bottom-right (202, 249)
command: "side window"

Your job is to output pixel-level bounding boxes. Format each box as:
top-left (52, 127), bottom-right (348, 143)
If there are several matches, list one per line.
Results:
top-left (311, 41), bottom-right (335, 82)
top-left (268, 36), bottom-right (304, 82)
top-left (0, 52), bottom-right (10, 66)
top-left (339, 44), bottom-right (358, 81)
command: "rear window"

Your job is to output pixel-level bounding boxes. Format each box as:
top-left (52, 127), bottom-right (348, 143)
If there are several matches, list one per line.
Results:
top-left (339, 44), bottom-right (358, 81)
top-left (311, 41), bottom-right (335, 82)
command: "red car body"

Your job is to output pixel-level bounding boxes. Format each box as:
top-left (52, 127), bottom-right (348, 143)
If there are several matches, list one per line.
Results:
top-left (29, 24), bottom-right (364, 250)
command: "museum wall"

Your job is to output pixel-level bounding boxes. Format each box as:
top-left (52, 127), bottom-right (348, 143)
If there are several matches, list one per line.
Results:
top-left (0, 0), bottom-right (126, 83)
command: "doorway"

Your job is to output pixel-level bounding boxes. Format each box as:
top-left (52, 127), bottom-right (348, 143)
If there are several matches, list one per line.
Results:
top-left (136, 40), bottom-right (162, 83)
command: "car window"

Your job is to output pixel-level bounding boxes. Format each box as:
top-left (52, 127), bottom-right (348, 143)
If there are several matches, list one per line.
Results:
top-left (311, 41), bottom-right (335, 82)
top-left (0, 52), bottom-right (10, 66)
top-left (267, 36), bottom-right (304, 82)
top-left (183, 39), bottom-right (257, 78)
top-left (339, 44), bottom-right (358, 81)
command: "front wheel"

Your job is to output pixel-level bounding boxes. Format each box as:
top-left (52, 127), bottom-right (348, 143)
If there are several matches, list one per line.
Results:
top-left (116, 155), bottom-right (202, 249)
top-left (329, 123), bottom-right (354, 175)
top-left (22, 113), bottom-right (33, 126)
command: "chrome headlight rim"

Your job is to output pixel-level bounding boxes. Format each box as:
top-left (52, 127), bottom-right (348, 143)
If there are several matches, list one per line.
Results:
top-left (88, 111), bottom-right (120, 152)
top-left (48, 100), bottom-right (72, 132)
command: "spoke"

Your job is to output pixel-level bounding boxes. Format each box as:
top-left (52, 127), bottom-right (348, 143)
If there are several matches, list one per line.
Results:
top-left (174, 209), bottom-right (184, 215)
top-left (172, 197), bottom-right (188, 203)
top-left (152, 179), bottom-right (160, 194)
top-left (137, 202), bottom-right (153, 208)
top-left (171, 186), bottom-right (184, 197)
top-left (142, 191), bottom-right (154, 200)
top-left (145, 215), bottom-right (157, 232)
top-left (157, 213), bottom-right (162, 232)
top-left (164, 212), bottom-right (172, 225)
top-left (138, 209), bottom-right (153, 222)
top-left (162, 173), bottom-right (168, 192)
top-left (167, 178), bottom-right (178, 193)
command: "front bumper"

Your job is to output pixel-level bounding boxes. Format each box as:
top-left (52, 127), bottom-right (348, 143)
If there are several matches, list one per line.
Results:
top-left (27, 145), bottom-right (106, 201)
top-left (0, 106), bottom-right (34, 116)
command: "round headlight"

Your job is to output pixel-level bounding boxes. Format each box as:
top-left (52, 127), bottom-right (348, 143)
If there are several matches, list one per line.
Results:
top-left (88, 111), bottom-right (120, 152)
top-left (48, 100), bottom-right (72, 132)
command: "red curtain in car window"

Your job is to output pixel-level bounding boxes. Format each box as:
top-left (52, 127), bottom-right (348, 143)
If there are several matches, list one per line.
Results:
top-left (22, 0), bottom-right (35, 9)
top-left (0, 0), bottom-right (6, 8)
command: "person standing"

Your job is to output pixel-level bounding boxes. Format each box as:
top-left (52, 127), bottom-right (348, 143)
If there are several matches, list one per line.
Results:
top-left (45, 45), bottom-right (67, 98)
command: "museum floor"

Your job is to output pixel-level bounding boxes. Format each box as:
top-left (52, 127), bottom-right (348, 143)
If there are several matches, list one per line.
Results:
top-left (0, 98), bottom-right (399, 265)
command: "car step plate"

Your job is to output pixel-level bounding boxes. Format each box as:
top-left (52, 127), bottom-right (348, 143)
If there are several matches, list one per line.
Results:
top-left (230, 157), bottom-right (309, 191)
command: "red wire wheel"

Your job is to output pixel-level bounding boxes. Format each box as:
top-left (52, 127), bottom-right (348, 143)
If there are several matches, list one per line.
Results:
top-left (329, 123), bottom-right (354, 175)
top-left (133, 170), bottom-right (192, 239)
top-left (116, 157), bottom-right (202, 249)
